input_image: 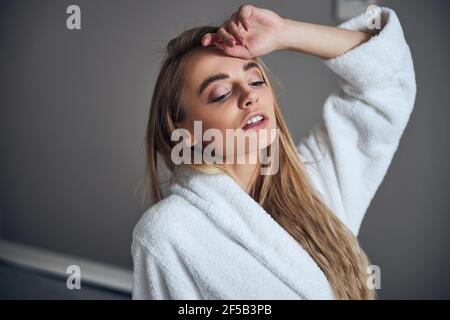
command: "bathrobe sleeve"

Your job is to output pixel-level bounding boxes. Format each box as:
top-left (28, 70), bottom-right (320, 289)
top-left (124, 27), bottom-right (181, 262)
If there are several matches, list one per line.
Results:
top-left (131, 237), bottom-right (171, 299)
top-left (297, 7), bottom-right (417, 236)
top-left (131, 235), bottom-right (203, 300)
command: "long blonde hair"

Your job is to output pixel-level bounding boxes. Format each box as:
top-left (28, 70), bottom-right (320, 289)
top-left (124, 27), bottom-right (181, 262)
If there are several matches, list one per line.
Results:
top-left (139, 25), bottom-right (376, 300)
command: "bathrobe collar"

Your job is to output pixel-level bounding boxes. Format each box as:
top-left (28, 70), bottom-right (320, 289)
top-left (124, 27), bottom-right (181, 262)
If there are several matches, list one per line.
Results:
top-left (169, 165), bottom-right (335, 300)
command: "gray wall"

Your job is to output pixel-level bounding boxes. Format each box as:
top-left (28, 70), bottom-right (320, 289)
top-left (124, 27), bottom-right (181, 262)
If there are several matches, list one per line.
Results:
top-left (1, 0), bottom-right (449, 299)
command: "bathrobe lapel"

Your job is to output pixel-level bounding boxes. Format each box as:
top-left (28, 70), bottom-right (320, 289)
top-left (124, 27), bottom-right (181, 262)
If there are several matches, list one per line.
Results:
top-left (169, 166), bottom-right (335, 299)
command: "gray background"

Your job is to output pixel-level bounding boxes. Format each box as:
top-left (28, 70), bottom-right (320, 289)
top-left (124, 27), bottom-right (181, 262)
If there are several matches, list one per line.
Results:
top-left (1, 0), bottom-right (449, 299)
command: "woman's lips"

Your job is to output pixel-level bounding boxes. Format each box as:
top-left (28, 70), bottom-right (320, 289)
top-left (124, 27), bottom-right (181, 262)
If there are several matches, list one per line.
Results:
top-left (242, 117), bottom-right (269, 131)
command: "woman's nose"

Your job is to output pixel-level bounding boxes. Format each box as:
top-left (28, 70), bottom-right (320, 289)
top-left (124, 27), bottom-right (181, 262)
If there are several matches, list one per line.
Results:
top-left (239, 90), bottom-right (259, 109)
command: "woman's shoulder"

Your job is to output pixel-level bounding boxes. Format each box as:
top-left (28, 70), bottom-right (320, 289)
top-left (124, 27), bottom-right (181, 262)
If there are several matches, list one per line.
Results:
top-left (132, 193), bottom-right (198, 249)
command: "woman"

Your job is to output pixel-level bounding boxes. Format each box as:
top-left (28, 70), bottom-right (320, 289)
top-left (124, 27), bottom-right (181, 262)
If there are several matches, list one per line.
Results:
top-left (132, 5), bottom-right (416, 300)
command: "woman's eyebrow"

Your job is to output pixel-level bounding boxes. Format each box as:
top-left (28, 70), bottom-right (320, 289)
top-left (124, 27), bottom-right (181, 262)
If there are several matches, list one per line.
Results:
top-left (197, 61), bottom-right (259, 97)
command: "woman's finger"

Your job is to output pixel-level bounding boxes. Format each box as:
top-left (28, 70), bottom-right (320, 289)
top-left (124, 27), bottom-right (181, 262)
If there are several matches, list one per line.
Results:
top-left (226, 20), bottom-right (245, 45)
top-left (217, 26), bottom-right (236, 47)
top-left (230, 46), bottom-right (254, 59)
top-left (237, 4), bottom-right (254, 31)
top-left (231, 12), bottom-right (247, 33)
top-left (211, 39), bottom-right (253, 59)
top-left (201, 33), bottom-right (213, 47)
top-left (202, 34), bottom-right (224, 50)
top-left (202, 33), bottom-right (224, 47)
top-left (215, 40), bottom-right (227, 50)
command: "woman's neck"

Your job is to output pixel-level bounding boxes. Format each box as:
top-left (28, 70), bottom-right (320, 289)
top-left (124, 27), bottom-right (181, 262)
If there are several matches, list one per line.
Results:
top-left (226, 161), bottom-right (262, 195)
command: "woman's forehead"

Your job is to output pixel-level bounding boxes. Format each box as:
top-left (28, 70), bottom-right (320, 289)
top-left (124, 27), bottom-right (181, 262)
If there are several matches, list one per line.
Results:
top-left (185, 47), bottom-right (254, 77)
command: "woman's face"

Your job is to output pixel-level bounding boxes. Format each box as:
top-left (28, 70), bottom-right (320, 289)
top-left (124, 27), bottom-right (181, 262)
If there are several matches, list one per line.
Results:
top-left (177, 46), bottom-right (277, 162)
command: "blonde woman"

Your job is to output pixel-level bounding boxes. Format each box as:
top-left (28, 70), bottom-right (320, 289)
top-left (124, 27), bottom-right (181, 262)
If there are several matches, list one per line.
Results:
top-left (131, 5), bottom-right (416, 300)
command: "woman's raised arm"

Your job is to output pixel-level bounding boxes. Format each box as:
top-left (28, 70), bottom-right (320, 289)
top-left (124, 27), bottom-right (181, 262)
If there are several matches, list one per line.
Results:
top-left (200, 4), bottom-right (376, 60)
top-left (277, 17), bottom-right (375, 59)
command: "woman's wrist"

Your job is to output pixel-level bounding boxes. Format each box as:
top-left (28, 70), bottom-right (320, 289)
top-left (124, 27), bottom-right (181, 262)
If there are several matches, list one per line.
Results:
top-left (275, 18), bottom-right (306, 52)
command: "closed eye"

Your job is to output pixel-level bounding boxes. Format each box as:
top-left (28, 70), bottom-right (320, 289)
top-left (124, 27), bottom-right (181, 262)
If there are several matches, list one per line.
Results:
top-left (211, 81), bottom-right (266, 103)
top-left (251, 81), bottom-right (266, 87)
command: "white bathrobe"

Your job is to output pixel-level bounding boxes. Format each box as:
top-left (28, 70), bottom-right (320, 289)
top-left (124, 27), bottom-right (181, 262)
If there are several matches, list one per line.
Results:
top-left (131, 6), bottom-right (417, 300)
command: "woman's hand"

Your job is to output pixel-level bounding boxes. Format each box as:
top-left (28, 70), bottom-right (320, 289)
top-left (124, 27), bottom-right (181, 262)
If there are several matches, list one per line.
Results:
top-left (201, 4), bottom-right (286, 59)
